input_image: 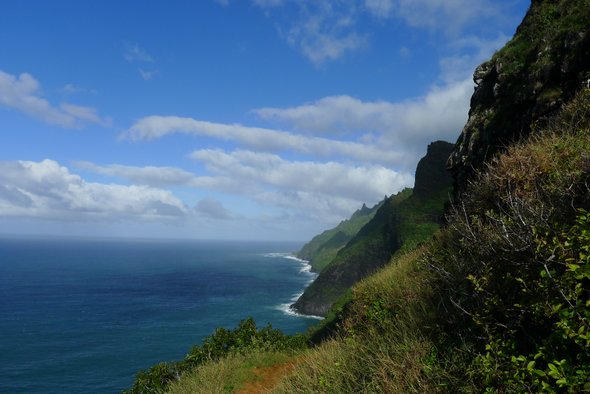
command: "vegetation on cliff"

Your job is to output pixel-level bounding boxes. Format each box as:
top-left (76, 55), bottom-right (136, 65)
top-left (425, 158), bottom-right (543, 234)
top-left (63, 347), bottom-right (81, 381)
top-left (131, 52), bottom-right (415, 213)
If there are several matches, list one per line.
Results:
top-left (448, 0), bottom-right (590, 190)
top-left (275, 88), bottom-right (590, 393)
top-left (297, 199), bottom-right (384, 272)
top-left (292, 141), bottom-right (454, 317)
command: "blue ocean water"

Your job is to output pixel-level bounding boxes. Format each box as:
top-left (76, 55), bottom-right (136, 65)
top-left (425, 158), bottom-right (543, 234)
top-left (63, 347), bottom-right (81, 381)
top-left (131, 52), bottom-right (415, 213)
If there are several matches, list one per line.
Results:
top-left (0, 237), bottom-right (319, 393)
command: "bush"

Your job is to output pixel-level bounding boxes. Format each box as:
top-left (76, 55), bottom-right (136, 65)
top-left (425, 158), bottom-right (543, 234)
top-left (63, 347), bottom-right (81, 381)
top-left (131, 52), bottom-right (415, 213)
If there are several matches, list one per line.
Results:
top-left (425, 89), bottom-right (590, 391)
top-left (125, 318), bottom-right (306, 393)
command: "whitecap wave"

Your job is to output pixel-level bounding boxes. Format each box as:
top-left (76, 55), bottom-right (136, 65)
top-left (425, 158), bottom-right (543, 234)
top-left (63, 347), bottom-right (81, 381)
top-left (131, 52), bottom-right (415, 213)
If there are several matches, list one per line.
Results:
top-left (261, 252), bottom-right (290, 258)
top-left (262, 252), bottom-right (316, 276)
top-left (275, 301), bottom-right (324, 320)
top-left (262, 251), bottom-right (321, 319)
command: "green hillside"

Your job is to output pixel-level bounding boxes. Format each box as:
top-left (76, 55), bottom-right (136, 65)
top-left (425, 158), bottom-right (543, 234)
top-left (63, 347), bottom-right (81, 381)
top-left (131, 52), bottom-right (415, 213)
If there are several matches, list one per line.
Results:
top-left (292, 141), bottom-right (454, 317)
top-left (297, 199), bottom-right (385, 272)
top-left (275, 88), bottom-right (590, 393)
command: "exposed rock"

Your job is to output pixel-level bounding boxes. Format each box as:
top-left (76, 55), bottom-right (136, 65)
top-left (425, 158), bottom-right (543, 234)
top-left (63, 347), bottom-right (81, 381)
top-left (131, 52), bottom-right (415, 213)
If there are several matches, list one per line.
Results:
top-left (449, 0), bottom-right (590, 193)
top-left (413, 141), bottom-right (454, 200)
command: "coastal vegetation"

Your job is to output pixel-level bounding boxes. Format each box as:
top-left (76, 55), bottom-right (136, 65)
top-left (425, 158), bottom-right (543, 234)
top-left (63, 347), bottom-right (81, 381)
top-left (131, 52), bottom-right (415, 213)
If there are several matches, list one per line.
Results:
top-left (292, 141), bottom-right (454, 317)
top-left (127, 0), bottom-right (590, 391)
top-left (297, 199), bottom-right (385, 272)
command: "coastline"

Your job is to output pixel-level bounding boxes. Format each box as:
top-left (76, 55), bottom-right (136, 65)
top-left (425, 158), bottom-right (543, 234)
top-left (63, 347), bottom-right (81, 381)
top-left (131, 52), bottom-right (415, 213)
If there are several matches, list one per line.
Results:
top-left (265, 252), bottom-right (323, 320)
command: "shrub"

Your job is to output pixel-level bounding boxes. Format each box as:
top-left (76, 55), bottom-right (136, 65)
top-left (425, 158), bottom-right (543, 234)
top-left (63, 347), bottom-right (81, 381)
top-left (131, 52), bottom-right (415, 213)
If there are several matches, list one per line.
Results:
top-left (125, 318), bottom-right (306, 393)
top-left (425, 89), bottom-right (590, 391)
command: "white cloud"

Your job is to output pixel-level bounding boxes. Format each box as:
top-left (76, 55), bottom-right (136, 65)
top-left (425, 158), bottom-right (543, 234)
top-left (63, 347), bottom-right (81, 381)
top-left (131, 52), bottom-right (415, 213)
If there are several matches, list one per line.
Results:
top-left (74, 161), bottom-right (196, 186)
top-left (364, 0), bottom-right (496, 34)
top-left (123, 44), bottom-right (158, 80)
top-left (70, 155), bottom-right (408, 226)
top-left (286, 9), bottom-right (367, 66)
top-left (254, 79), bottom-right (472, 154)
top-left (0, 70), bottom-right (108, 128)
top-left (191, 148), bottom-right (412, 207)
top-left (59, 83), bottom-right (97, 95)
top-left (74, 161), bottom-right (250, 195)
top-left (254, 1), bottom-right (366, 65)
top-left (249, 0), bottom-right (509, 65)
top-left (399, 46), bottom-right (411, 58)
top-left (124, 43), bottom-right (154, 63)
top-left (0, 159), bottom-right (190, 220)
top-left (123, 78), bottom-right (473, 172)
top-left (123, 116), bottom-right (404, 166)
top-left (60, 103), bottom-right (110, 126)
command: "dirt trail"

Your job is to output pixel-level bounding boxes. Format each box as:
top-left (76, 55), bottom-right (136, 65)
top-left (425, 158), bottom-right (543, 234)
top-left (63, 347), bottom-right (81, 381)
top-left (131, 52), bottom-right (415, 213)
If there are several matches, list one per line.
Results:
top-left (235, 360), bottom-right (297, 394)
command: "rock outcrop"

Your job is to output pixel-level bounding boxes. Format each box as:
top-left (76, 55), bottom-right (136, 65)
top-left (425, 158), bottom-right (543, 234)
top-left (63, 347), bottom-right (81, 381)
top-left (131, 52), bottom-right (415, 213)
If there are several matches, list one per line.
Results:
top-left (449, 0), bottom-right (590, 193)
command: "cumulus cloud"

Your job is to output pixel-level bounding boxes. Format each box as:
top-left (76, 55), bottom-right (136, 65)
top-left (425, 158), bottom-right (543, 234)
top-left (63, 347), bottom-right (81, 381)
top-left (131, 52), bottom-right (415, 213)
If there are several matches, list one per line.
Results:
top-left (189, 148), bottom-right (412, 223)
top-left (254, 79), bottom-right (472, 153)
top-left (191, 149), bottom-right (412, 205)
top-left (0, 70), bottom-right (108, 128)
top-left (0, 159), bottom-right (190, 220)
top-left (70, 154), bottom-right (406, 225)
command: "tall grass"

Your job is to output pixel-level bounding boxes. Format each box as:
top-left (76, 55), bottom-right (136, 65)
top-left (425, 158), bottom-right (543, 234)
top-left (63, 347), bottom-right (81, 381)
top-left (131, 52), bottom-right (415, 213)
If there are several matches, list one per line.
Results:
top-left (167, 351), bottom-right (294, 394)
top-left (274, 247), bottom-right (452, 393)
top-left (274, 89), bottom-right (590, 393)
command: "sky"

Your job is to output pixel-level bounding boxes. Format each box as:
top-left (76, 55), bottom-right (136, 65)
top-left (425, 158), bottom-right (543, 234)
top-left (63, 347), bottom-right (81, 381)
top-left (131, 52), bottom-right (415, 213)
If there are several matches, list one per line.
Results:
top-left (0, 0), bottom-right (530, 241)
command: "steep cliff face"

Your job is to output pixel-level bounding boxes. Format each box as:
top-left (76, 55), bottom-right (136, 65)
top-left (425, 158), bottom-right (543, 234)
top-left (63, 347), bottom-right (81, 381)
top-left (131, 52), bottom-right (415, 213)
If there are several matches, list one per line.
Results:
top-left (293, 141), bottom-right (454, 317)
top-left (449, 0), bottom-right (590, 192)
top-left (414, 141), bottom-right (455, 200)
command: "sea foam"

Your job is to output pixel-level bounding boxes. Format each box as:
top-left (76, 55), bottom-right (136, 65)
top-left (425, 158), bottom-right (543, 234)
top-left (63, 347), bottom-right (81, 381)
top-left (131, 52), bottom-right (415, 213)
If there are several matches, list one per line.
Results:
top-left (263, 252), bottom-right (322, 320)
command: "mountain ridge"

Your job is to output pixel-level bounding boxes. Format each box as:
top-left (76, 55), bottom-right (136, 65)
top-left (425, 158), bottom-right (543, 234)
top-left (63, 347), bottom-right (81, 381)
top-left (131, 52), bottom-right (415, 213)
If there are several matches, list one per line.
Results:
top-left (292, 140), bottom-right (454, 317)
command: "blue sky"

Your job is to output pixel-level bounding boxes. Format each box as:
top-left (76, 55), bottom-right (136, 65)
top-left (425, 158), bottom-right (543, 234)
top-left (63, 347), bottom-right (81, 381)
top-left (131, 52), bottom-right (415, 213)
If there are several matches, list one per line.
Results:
top-left (0, 0), bottom-right (529, 241)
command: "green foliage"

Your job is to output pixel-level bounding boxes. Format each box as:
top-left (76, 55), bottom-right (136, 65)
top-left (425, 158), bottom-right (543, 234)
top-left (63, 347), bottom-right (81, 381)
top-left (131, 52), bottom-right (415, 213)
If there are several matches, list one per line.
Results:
top-left (125, 318), bottom-right (306, 393)
top-left (494, 0), bottom-right (590, 79)
top-left (295, 173), bottom-right (451, 316)
top-left (469, 210), bottom-right (590, 392)
top-left (297, 199), bottom-right (385, 271)
top-left (424, 90), bottom-right (590, 391)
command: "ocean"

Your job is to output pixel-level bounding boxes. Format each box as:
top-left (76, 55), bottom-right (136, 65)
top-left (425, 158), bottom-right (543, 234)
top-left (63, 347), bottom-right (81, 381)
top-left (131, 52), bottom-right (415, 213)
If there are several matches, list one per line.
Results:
top-left (0, 237), bottom-right (319, 393)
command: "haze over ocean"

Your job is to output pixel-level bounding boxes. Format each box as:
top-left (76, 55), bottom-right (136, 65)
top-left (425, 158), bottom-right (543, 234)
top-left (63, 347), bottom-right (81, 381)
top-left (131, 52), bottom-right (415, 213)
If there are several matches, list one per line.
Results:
top-left (0, 237), bottom-right (318, 393)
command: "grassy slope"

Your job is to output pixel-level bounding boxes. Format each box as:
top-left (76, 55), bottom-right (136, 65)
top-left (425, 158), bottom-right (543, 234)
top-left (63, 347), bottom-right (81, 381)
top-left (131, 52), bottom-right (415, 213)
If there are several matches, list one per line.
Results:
top-left (293, 159), bottom-right (452, 317)
top-left (273, 89), bottom-right (590, 393)
top-left (168, 89), bottom-right (589, 393)
top-left (297, 199), bottom-right (385, 272)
